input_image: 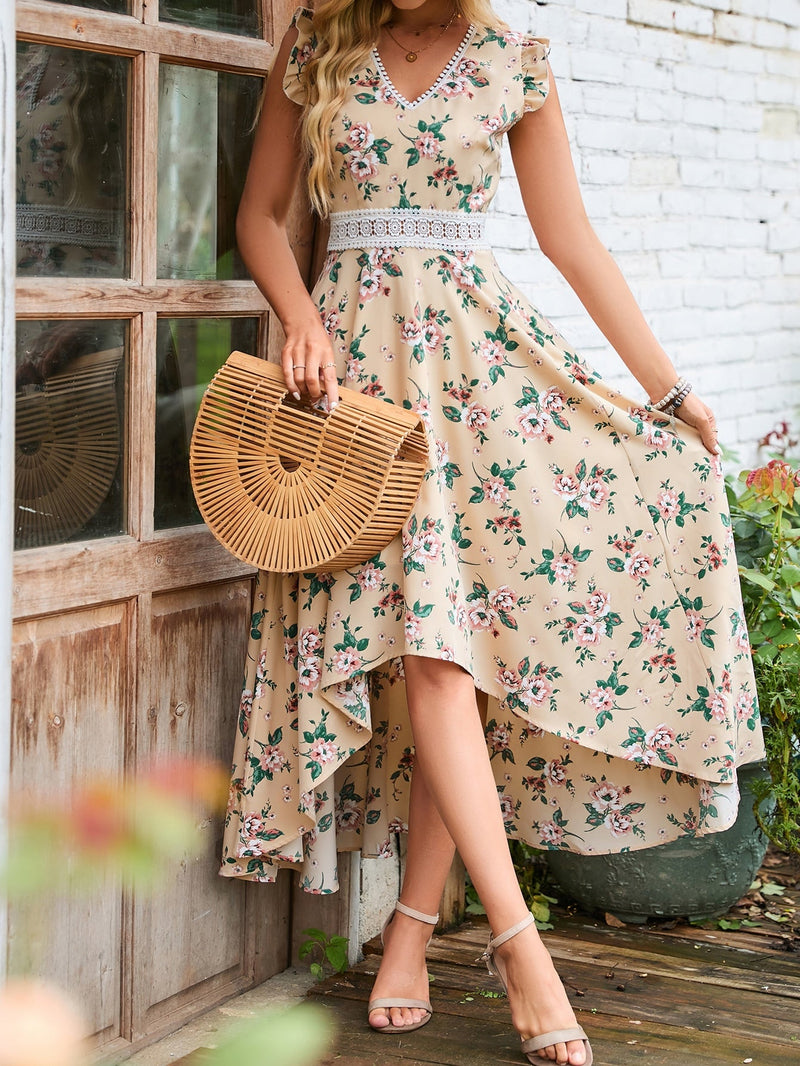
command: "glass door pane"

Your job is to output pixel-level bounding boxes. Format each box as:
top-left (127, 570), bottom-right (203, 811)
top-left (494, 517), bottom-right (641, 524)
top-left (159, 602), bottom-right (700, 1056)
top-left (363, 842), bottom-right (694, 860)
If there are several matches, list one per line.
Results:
top-left (159, 0), bottom-right (261, 38)
top-left (157, 65), bottom-right (261, 280)
top-left (16, 44), bottom-right (129, 277)
top-left (15, 320), bottom-right (127, 550)
top-left (155, 317), bottom-right (259, 530)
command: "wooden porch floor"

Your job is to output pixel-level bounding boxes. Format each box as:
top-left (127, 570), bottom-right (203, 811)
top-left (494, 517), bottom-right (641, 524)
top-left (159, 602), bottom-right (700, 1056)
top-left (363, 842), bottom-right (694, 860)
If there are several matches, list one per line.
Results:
top-left (312, 859), bottom-right (800, 1065)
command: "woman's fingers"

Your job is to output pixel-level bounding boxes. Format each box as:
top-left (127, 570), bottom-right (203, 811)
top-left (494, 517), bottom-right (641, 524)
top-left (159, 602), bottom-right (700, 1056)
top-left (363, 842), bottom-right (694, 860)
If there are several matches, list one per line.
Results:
top-left (677, 394), bottom-right (720, 455)
top-left (281, 334), bottom-right (339, 407)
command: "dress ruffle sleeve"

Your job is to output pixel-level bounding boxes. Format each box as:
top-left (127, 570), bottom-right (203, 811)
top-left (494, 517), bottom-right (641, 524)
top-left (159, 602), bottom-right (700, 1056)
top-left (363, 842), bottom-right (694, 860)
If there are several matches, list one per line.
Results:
top-left (519, 36), bottom-right (550, 115)
top-left (282, 6), bottom-right (317, 106)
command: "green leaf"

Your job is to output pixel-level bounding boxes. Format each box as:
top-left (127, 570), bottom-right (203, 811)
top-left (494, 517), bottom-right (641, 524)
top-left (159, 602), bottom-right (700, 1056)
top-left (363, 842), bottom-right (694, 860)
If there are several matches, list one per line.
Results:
top-left (760, 881), bottom-right (786, 896)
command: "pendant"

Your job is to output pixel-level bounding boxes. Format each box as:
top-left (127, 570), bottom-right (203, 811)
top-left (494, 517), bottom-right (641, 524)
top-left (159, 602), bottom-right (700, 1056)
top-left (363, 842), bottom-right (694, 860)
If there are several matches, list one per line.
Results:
top-left (405, 51), bottom-right (418, 62)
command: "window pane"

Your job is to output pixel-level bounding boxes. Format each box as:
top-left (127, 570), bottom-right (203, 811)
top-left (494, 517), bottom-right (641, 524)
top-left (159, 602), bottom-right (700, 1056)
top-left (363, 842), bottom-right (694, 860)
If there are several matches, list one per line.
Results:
top-left (157, 66), bottom-right (261, 281)
top-left (15, 320), bottom-right (127, 550)
top-left (155, 318), bottom-right (259, 530)
top-left (47, 1), bottom-right (129, 11)
top-left (16, 44), bottom-right (128, 278)
top-left (160, 0), bottom-right (260, 38)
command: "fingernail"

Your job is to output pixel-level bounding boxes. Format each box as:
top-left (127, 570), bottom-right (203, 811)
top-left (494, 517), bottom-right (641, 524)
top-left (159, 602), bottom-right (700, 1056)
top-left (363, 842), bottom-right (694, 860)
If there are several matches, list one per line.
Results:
top-left (714, 444), bottom-right (722, 454)
top-left (330, 400), bottom-right (339, 411)
top-left (292, 391), bottom-right (301, 401)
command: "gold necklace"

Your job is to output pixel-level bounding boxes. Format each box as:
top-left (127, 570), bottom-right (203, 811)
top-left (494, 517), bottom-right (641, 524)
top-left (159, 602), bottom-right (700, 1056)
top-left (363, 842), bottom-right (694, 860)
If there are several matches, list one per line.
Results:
top-left (383, 8), bottom-right (459, 63)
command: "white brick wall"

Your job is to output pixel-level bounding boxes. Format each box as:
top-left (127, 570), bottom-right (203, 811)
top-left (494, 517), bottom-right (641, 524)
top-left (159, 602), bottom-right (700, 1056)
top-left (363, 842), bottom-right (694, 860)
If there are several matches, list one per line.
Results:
top-left (488, 0), bottom-right (800, 462)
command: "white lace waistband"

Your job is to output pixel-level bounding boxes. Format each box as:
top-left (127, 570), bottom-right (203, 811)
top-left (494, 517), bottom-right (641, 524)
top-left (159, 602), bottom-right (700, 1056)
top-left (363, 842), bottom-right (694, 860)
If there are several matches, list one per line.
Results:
top-left (327, 208), bottom-right (487, 253)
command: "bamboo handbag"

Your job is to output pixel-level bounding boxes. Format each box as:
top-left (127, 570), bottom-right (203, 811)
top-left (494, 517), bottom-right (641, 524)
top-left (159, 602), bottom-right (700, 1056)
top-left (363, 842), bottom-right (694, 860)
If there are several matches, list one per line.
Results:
top-left (189, 351), bottom-right (429, 573)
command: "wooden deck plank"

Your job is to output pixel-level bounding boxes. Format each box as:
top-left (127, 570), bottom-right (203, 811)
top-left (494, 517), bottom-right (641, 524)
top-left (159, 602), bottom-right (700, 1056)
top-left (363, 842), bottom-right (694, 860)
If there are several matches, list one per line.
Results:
top-left (309, 907), bottom-right (800, 1065)
top-left (312, 987), bottom-right (797, 1066)
top-left (325, 962), bottom-right (800, 1039)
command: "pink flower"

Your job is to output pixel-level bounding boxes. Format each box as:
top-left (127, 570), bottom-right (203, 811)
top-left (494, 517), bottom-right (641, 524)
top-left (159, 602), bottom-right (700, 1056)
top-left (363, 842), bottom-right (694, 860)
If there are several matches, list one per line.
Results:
top-left (624, 551), bottom-right (652, 579)
top-left (641, 621), bottom-right (664, 645)
top-left (357, 564), bottom-right (381, 590)
top-left (734, 691), bottom-right (755, 721)
top-left (482, 114), bottom-right (504, 133)
top-left (359, 268), bottom-right (384, 300)
top-left (588, 688), bottom-right (614, 712)
top-left (309, 738), bottom-right (339, 765)
top-left (320, 308), bottom-right (340, 334)
top-left (552, 473), bottom-right (579, 500)
top-left (477, 338), bottom-right (504, 365)
top-left (574, 618), bottom-right (601, 646)
top-left (517, 404), bottom-right (552, 441)
top-left (656, 488), bottom-right (681, 520)
top-left (463, 402), bottom-right (490, 432)
top-left (685, 610), bottom-right (706, 641)
top-left (645, 723), bottom-right (675, 750)
top-left (520, 674), bottom-right (553, 706)
top-left (589, 782), bottom-right (623, 812)
top-left (298, 657), bottom-right (321, 690)
top-left (705, 692), bottom-right (729, 722)
top-left (440, 74), bottom-right (470, 97)
top-left (485, 476), bottom-right (510, 504)
top-left (421, 319), bottom-right (445, 352)
top-left (399, 318), bottom-right (423, 346)
top-left (586, 590), bottom-right (611, 619)
top-left (404, 612), bottom-right (422, 639)
top-left (332, 648), bottom-right (362, 674)
top-left (540, 387), bottom-right (566, 412)
top-left (298, 627), bottom-right (321, 656)
top-left (604, 809), bottom-right (633, 836)
top-left (336, 798), bottom-right (363, 831)
top-left (496, 667), bottom-right (521, 691)
top-left (467, 601), bottom-right (492, 630)
top-left (260, 746), bottom-right (288, 773)
top-left (347, 122), bottom-right (374, 150)
top-left (415, 132), bottom-right (438, 157)
top-left (553, 552), bottom-right (577, 582)
top-left (539, 821), bottom-right (564, 846)
top-left (349, 150), bottom-right (379, 180)
top-left (544, 758), bottom-right (567, 786)
top-left (488, 585), bottom-right (518, 613)
top-left (467, 188), bottom-right (486, 210)
top-left (488, 724), bottom-right (512, 751)
top-left (579, 478), bottom-right (609, 510)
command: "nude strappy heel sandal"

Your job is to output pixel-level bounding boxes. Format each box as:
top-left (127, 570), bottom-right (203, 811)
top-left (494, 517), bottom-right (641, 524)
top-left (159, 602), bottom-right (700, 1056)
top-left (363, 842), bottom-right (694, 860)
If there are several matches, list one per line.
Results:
top-left (479, 913), bottom-right (593, 1065)
top-left (367, 900), bottom-right (439, 1034)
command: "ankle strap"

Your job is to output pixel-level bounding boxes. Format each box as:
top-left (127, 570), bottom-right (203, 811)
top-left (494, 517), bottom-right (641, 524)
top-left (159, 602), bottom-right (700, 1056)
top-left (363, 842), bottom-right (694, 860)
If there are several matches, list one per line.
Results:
top-left (488, 911), bottom-right (535, 951)
top-left (396, 900), bottom-right (439, 925)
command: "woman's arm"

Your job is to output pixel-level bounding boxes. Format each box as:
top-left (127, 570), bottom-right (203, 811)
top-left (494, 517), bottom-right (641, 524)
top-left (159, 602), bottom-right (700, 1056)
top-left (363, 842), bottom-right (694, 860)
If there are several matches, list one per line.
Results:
top-left (236, 27), bottom-right (338, 406)
top-left (508, 70), bottom-right (718, 454)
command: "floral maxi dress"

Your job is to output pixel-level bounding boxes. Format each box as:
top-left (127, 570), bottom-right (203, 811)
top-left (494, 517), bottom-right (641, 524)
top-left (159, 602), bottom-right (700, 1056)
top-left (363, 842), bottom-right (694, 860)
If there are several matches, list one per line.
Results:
top-left (220, 7), bottom-right (764, 892)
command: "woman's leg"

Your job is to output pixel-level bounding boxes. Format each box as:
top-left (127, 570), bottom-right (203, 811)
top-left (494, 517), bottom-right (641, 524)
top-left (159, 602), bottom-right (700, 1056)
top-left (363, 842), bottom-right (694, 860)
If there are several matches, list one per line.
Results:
top-left (368, 753), bottom-right (456, 1030)
top-left (402, 655), bottom-right (586, 1066)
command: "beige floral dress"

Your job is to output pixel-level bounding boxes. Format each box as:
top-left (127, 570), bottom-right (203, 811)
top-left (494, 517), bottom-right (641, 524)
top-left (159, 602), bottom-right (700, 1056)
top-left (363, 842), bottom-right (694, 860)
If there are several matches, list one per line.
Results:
top-left (220, 8), bottom-right (764, 892)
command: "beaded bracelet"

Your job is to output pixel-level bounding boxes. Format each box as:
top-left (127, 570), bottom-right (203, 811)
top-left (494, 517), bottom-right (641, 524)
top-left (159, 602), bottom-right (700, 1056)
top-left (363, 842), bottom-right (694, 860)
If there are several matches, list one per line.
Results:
top-left (652, 377), bottom-right (689, 412)
top-left (665, 381), bottom-right (692, 414)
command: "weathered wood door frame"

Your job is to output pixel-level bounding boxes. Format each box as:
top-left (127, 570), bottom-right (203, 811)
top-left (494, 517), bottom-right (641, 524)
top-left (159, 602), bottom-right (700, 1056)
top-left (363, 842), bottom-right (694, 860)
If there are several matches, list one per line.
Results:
top-left (7, 1), bottom-right (354, 1057)
top-left (1, 0), bottom-right (15, 987)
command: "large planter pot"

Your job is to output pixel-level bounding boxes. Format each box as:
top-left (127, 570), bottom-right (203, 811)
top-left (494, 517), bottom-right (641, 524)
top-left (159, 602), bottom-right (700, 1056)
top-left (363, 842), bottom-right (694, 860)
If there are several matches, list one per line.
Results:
top-left (545, 762), bottom-right (772, 923)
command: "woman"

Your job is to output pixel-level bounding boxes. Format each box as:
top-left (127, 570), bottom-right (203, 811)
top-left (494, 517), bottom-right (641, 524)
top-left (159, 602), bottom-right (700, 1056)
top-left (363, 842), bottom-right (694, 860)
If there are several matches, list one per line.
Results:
top-left (224, 2), bottom-right (763, 1063)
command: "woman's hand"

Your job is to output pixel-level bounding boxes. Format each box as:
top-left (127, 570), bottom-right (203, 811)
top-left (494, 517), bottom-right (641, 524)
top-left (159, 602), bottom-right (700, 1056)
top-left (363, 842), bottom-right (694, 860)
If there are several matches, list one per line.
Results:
top-left (672, 392), bottom-right (720, 455)
top-left (281, 321), bottom-right (340, 409)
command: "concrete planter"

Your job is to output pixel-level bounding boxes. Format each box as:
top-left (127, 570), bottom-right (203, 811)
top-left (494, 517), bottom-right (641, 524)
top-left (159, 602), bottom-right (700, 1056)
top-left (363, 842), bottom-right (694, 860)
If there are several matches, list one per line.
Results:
top-left (544, 763), bottom-right (771, 924)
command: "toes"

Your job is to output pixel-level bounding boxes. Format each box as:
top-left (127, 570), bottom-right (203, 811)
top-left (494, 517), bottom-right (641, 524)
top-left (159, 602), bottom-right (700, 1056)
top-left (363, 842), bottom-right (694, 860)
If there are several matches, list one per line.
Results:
top-left (368, 1009), bottom-right (390, 1030)
top-left (568, 1041), bottom-right (587, 1066)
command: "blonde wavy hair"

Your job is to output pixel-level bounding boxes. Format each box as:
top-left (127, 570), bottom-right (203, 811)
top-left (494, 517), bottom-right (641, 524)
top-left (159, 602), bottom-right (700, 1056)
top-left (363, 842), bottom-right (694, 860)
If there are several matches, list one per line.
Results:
top-left (296, 0), bottom-right (506, 216)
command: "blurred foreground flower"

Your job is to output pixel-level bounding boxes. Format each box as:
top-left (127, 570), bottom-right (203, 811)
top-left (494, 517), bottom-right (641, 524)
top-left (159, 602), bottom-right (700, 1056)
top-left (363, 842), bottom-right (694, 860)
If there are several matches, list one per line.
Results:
top-left (0, 980), bottom-right (89, 1066)
top-left (1, 757), bottom-right (230, 896)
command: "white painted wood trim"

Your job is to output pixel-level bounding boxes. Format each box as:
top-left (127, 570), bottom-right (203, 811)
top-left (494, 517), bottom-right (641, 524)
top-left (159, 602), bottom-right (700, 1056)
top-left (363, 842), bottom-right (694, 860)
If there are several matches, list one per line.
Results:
top-left (0, 0), bottom-right (16, 980)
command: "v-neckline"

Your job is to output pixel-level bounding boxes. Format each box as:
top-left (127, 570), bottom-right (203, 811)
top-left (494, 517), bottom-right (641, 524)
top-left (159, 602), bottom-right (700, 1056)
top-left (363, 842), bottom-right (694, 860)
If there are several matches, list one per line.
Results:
top-left (372, 22), bottom-right (477, 111)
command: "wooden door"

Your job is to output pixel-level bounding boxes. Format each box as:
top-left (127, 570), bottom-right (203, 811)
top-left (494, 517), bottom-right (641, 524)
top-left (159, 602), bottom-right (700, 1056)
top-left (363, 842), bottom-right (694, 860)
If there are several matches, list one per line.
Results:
top-left (12, 1), bottom-right (344, 1057)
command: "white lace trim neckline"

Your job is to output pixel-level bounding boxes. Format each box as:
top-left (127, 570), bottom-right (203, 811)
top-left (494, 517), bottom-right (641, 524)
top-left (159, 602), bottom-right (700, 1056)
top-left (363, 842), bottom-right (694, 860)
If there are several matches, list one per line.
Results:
top-left (371, 23), bottom-right (477, 111)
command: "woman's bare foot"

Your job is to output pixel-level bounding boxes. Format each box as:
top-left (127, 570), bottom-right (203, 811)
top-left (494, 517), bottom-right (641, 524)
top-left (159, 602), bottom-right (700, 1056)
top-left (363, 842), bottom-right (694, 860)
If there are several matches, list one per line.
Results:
top-left (367, 909), bottom-right (433, 1031)
top-left (495, 921), bottom-right (587, 1065)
